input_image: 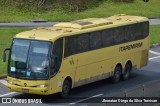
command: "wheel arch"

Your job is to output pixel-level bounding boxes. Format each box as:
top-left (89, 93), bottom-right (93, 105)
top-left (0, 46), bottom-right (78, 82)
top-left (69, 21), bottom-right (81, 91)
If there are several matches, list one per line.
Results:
top-left (125, 60), bottom-right (132, 70)
top-left (115, 63), bottom-right (123, 72)
top-left (111, 62), bottom-right (123, 83)
top-left (63, 76), bottom-right (72, 89)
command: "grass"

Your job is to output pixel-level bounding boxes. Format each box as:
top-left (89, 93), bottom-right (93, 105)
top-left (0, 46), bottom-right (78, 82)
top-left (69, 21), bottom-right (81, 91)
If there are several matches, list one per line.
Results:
top-left (150, 25), bottom-right (160, 44)
top-left (0, 25), bottom-right (160, 75)
top-left (0, 0), bottom-right (159, 22)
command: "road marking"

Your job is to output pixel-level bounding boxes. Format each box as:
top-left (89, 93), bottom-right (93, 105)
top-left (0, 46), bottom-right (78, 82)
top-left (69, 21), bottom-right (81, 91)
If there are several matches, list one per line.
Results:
top-left (69, 94), bottom-right (103, 105)
top-left (149, 50), bottom-right (160, 55)
top-left (149, 56), bottom-right (160, 60)
top-left (0, 92), bottom-right (16, 97)
top-left (0, 79), bottom-right (7, 85)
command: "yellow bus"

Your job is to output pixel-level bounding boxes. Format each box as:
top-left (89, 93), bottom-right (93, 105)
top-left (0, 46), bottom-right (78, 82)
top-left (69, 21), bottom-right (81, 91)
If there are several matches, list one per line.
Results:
top-left (3, 14), bottom-right (149, 97)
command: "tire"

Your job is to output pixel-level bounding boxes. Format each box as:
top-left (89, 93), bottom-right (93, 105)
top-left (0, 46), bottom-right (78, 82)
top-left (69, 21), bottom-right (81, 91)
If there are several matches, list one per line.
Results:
top-left (122, 63), bottom-right (132, 80)
top-left (61, 80), bottom-right (71, 97)
top-left (112, 66), bottom-right (122, 83)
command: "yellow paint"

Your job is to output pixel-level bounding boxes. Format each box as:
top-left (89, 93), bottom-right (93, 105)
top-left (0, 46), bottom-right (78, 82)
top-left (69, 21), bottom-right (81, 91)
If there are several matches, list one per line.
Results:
top-left (7, 14), bottom-right (149, 95)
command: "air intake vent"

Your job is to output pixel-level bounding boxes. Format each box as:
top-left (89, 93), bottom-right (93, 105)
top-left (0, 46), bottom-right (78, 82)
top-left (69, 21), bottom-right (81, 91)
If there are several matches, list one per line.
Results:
top-left (54, 18), bottom-right (113, 29)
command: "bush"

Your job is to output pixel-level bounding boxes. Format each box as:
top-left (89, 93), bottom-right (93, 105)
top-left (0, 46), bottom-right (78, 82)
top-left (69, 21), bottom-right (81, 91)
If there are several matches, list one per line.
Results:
top-left (114, 0), bottom-right (134, 3)
top-left (61, 0), bottom-right (91, 11)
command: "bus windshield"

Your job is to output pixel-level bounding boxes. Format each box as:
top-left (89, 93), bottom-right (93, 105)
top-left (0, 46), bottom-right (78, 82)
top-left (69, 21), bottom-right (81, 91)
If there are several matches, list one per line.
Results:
top-left (9, 39), bottom-right (52, 80)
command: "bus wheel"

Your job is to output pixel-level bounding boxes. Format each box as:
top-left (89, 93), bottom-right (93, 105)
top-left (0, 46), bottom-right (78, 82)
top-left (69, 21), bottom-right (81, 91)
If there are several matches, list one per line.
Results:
top-left (61, 80), bottom-right (71, 97)
top-left (122, 63), bottom-right (132, 80)
top-left (112, 66), bottom-right (122, 83)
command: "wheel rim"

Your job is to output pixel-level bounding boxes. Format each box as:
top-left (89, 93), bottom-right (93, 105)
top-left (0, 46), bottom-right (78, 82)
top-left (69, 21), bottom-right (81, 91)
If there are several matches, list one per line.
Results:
top-left (62, 81), bottom-right (70, 96)
top-left (115, 69), bottom-right (120, 81)
top-left (125, 67), bottom-right (129, 78)
top-left (123, 64), bottom-right (131, 80)
top-left (63, 84), bottom-right (69, 94)
top-left (125, 65), bottom-right (131, 77)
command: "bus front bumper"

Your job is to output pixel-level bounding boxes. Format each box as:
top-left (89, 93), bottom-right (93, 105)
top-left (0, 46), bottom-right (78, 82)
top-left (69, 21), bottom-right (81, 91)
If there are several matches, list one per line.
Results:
top-left (7, 83), bottom-right (50, 95)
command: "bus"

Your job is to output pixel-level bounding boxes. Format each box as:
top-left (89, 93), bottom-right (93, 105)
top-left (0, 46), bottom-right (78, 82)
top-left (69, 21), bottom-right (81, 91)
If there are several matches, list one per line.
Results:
top-left (3, 14), bottom-right (149, 97)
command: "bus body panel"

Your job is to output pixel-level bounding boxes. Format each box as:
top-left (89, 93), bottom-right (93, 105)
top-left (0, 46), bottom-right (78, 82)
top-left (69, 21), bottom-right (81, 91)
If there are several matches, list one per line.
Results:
top-left (7, 36), bottom-right (149, 95)
top-left (7, 76), bottom-right (50, 95)
top-left (6, 14), bottom-right (149, 95)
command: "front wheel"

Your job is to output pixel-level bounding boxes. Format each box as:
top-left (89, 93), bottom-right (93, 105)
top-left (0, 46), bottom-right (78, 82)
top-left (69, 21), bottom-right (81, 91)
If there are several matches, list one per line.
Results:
top-left (111, 66), bottom-right (122, 83)
top-left (61, 80), bottom-right (71, 97)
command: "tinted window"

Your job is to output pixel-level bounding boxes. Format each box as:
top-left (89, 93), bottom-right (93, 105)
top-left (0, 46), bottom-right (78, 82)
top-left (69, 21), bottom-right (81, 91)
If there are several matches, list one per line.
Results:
top-left (124, 21), bottom-right (149, 42)
top-left (64, 21), bottom-right (149, 57)
top-left (50, 38), bottom-right (63, 77)
top-left (65, 36), bottom-right (77, 57)
top-left (77, 33), bottom-right (90, 53)
top-left (90, 31), bottom-right (102, 49)
top-left (138, 22), bottom-right (149, 38)
top-left (141, 21), bottom-right (149, 38)
top-left (125, 25), bottom-right (135, 42)
top-left (135, 23), bottom-right (143, 39)
top-left (133, 22), bottom-right (149, 40)
top-left (102, 29), bottom-right (114, 46)
top-left (113, 27), bottom-right (125, 44)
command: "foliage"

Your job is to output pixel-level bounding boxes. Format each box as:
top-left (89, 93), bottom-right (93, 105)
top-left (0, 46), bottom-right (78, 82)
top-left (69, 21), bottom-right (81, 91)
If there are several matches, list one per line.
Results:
top-left (0, 0), bottom-right (159, 22)
top-left (0, 0), bottom-right (105, 12)
top-left (114, 0), bottom-right (134, 3)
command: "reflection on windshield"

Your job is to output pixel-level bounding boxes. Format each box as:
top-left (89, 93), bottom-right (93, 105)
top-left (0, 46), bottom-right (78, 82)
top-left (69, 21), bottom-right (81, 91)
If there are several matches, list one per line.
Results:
top-left (11, 39), bottom-right (29, 70)
top-left (9, 39), bottom-right (52, 80)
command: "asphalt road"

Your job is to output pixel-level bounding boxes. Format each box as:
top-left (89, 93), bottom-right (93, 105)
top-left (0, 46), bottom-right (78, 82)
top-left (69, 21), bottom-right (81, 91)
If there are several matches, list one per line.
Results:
top-left (0, 19), bottom-right (159, 27)
top-left (0, 46), bottom-right (160, 106)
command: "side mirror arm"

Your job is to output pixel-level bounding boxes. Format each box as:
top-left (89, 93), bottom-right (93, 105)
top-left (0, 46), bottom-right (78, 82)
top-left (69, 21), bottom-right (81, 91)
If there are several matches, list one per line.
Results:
top-left (3, 48), bottom-right (11, 62)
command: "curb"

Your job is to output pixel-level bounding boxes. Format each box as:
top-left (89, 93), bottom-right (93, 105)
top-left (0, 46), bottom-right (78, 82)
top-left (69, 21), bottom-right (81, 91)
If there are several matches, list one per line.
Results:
top-left (0, 74), bottom-right (7, 79)
top-left (148, 17), bottom-right (160, 19)
top-left (150, 43), bottom-right (160, 48)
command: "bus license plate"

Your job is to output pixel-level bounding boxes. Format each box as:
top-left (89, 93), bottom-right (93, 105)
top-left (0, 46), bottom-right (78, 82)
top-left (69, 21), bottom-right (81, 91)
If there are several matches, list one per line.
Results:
top-left (22, 89), bottom-right (29, 93)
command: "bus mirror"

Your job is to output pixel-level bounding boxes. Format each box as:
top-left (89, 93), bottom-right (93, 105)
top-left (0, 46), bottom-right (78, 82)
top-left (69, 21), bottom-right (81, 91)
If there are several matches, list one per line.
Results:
top-left (3, 48), bottom-right (10, 62)
top-left (3, 53), bottom-right (6, 62)
top-left (143, 0), bottom-right (149, 3)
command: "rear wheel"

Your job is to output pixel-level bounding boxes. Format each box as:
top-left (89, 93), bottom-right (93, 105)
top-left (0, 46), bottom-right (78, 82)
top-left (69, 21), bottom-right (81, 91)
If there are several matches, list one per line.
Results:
top-left (61, 80), bottom-right (71, 97)
top-left (122, 63), bottom-right (132, 80)
top-left (112, 66), bottom-right (122, 83)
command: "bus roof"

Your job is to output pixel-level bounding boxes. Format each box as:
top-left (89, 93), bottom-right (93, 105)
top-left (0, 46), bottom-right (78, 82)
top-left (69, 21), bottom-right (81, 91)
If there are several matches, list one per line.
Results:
top-left (15, 14), bottom-right (149, 41)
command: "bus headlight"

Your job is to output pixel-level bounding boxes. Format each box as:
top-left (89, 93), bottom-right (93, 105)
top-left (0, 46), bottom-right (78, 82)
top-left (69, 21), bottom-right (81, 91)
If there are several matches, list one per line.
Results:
top-left (37, 84), bottom-right (48, 88)
top-left (8, 81), bottom-right (15, 85)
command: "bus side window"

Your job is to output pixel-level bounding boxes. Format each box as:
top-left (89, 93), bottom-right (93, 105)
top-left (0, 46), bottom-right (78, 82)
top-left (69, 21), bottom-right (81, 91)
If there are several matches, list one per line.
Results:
top-left (134, 23), bottom-right (143, 40)
top-left (102, 29), bottom-right (114, 47)
top-left (90, 31), bottom-right (102, 49)
top-left (50, 38), bottom-right (63, 77)
top-left (113, 27), bottom-right (125, 44)
top-left (77, 33), bottom-right (90, 53)
top-left (125, 25), bottom-right (135, 42)
top-left (64, 36), bottom-right (77, 57)
top-left (142, 22), bottom-right (149, 38)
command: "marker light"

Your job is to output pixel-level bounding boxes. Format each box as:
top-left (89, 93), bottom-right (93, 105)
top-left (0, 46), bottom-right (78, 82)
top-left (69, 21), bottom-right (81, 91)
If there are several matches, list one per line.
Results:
top-left (37, 84), bottom-right (48, 88)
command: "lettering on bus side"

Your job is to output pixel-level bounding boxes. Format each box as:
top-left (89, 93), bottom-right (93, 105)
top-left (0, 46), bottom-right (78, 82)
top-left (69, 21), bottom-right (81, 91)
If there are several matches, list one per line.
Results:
top-left (119, 42), bottom-right (143, 52)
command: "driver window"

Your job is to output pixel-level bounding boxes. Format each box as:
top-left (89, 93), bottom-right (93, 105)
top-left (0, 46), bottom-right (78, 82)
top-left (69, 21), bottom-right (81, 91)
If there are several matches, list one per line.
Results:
top-left (50, 38), bottom-right (63, 77)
